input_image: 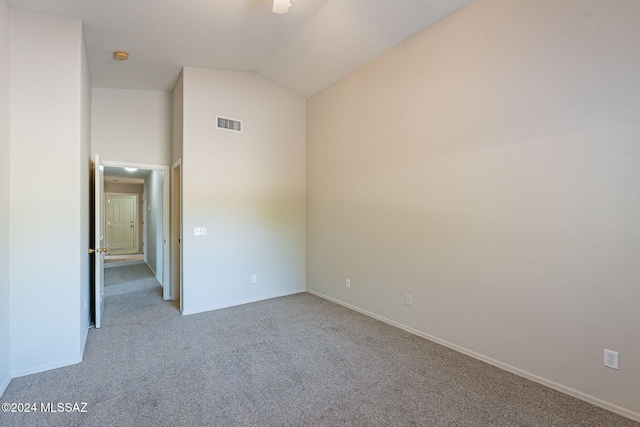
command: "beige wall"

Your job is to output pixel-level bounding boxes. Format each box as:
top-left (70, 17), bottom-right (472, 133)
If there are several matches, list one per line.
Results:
top-left (104, 182), bottom-right (144, 194)
top-left (10, 11), bottom-right (89, 376)
top-left (306, 0), bottom-right (640, 419)
top-left (180, 67), bottom-right (306, 314)
top-left (0, 0), bottom-right (11, 395)
top-left (92, 88), bottom-right (172, 166)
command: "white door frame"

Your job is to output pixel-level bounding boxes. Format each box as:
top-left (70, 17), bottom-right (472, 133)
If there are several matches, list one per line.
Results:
top-left (102, 160), bottom-right (172, 300)
top-left (171, 159), bottom-right (183, 312)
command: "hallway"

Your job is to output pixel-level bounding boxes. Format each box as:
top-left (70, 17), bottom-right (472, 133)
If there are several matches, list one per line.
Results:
top-left (104, 260), bottom-right (161, 297)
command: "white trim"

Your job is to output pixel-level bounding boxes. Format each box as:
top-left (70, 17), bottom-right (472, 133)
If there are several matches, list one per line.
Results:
top-left (102, 160), bottom-right (168, 171)
top-left (162, 165), bottom-right (170, 299)
top-left (146, 260), bottom-right (156, 276)
top-left (102, 160), bottom-right (171, 300)
top-left (171, 159), bottom-right (182, 308)
top-left (305, 289), bottom-right (640, 423)
top-left (0, 373), bottom-right (10, 397)
top-left (10, 355), bottom-right (83, 379)
top-left (80, 320), bottom-right (88, 354)
top-left (181, 289), bottom-right (305, 316)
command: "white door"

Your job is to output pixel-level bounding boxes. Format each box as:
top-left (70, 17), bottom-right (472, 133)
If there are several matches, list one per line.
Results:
top-left (93, 154), bottom-right (106, 328)
top-left (107, 194), bottom-right (137, 254)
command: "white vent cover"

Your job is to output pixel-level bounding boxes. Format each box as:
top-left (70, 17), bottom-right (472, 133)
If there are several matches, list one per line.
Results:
top-left (217, 116), bottom-right (242, 133)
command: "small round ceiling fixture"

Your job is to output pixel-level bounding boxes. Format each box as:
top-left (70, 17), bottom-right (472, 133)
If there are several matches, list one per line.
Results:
top-left (113, 51), bottom-right (129, 61)
top-left (273, 0), bottom-right (292, 14)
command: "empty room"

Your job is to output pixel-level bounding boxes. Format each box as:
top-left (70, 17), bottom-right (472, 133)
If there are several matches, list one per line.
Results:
top-left (0, 0), bottom-right (639, 425)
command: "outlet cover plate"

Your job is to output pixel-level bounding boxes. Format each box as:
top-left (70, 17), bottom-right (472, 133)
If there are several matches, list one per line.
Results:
top-left (604, 349), bottom-right (619, 369)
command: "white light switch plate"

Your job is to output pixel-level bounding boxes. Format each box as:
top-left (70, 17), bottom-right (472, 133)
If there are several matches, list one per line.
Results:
top-left (194, 227), bottom-right (207, 236)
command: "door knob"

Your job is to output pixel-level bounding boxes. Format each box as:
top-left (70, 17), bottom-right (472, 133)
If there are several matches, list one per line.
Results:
top-left (88, 248), bottom-right (108, 254)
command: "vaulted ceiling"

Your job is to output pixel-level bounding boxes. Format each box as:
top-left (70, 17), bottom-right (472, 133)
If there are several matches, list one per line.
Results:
top-left (7, 0), bottom-right (470, 97)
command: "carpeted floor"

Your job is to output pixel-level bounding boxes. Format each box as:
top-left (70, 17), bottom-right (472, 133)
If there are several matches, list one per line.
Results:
top-left (1, 285), bottom-right (637, 426)
top-left (104, 260), bottom-right (161, 296)
top-left (104, 254), bottom-right (144, 264)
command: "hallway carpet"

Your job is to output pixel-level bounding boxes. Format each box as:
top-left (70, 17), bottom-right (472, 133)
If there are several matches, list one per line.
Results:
top-left (1, 289), bottom-right (637, 426)
top-left (104, 260), bottom-right (161, 296)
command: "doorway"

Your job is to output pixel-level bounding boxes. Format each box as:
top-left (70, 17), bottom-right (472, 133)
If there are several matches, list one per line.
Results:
top-left (106, 193), bottom-right (139, 255)
top-left (171, 160), bottom-right (182, 311)
top-left (100, 160), bottom-right (172, 300)
top-left (91, 158), bottom-right (175, 328)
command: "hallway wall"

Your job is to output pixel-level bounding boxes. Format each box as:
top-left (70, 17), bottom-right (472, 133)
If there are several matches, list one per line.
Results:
top-left (144, 170), bottom-right (164, 282)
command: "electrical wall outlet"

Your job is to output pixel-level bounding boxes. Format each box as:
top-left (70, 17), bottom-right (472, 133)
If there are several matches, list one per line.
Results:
top-left (251, 275), bottom-right (257, 284)
top-left (346, 279), bottom-right (351, 288)
top-left (604, 349), bottom-right (619, 369)
top-left (405, 294), bottom-right (413, 306)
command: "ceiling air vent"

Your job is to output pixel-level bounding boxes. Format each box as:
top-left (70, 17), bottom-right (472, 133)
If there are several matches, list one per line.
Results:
top-left (217, 116), bottom-right (242, 133)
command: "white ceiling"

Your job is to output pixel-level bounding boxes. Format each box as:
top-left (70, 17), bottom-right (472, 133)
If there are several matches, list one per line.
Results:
top-left (7, 0), bottom-right (470, 98)
top-left (104, 166), bottom-right (150, 185)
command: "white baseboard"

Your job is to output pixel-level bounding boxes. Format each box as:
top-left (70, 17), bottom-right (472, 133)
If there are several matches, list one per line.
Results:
top-left (182, 288), bottom-right (306, 316)
top-left (10, 355), bottom-right (83, 380)
top-left (145, 261), bottom-right (163, 289)
top-left (306, 289), bottom-right (640, 423)
top-left (0, 372), bottom-right (10, 398)
top-left (80, 323), bottom-right (89, 354)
